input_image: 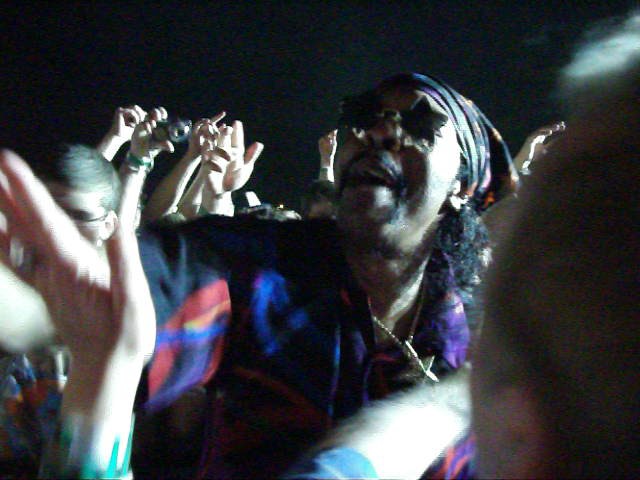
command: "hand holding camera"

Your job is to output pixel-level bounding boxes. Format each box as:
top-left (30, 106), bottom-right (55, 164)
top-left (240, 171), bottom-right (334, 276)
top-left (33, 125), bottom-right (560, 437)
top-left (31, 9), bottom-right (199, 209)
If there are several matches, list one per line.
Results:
top-left (130, 107), bottom-right (180, 160)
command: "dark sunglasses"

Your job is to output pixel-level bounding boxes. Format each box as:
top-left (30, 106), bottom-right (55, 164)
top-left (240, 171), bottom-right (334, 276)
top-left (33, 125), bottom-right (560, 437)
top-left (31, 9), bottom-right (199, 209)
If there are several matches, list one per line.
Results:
top-left (339, 90), bottom-right (448, 144)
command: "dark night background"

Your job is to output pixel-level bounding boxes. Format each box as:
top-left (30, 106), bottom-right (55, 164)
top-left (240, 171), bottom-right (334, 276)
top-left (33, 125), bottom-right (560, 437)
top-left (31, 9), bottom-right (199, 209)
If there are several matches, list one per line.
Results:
top-left (1, 1), bottom-right (635, 209)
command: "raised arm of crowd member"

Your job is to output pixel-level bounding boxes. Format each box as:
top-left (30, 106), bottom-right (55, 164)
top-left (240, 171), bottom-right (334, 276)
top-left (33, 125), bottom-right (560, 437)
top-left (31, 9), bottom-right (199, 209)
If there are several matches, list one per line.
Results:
top-left (118, 107), bottom-right (174, 231)
top-left (175, 121), bottom-right (223, 218)
top-left (317, 129), bottom-right (337, 182)
top-left (143, 112), bottom-right (226, 223)
top-left (96, 105), bottom-right (147, 162)
top-left (512, 121), bottom-right (565, 174)
top-left (180, 120), bottom-right (264, 217)
top-left (0, 150), bottom-right (155, 478)
top-left (200, 121), bottom-right (264, 215)
top-left (483, 121), bottom-right (565, 241)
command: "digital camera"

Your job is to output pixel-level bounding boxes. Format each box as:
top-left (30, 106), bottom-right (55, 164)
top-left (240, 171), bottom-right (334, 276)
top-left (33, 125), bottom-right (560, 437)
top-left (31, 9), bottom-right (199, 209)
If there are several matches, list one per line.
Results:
top-left (152, 118), bottom-right (192, 143)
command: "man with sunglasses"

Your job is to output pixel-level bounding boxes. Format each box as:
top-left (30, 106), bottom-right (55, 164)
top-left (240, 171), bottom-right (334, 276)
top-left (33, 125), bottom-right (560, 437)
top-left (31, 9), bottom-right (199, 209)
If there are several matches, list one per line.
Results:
top-left (123, 73), bottom-right (516, 479)
top-left (0, 73), bottom-right (516, 478)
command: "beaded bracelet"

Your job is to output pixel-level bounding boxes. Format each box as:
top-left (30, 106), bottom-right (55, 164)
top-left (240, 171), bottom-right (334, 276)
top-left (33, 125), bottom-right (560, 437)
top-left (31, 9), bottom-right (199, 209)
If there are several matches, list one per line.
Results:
top-left (125, 151), bottom-right (154, 172)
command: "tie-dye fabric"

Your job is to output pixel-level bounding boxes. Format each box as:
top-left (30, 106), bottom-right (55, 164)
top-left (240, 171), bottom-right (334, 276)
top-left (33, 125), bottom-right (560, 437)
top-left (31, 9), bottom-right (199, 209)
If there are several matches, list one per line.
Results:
top-left (138, 215), bottom-right (475, 479)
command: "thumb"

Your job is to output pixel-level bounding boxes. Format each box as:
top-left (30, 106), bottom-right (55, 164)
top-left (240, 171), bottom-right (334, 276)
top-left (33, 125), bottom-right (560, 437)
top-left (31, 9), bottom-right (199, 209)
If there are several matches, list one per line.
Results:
top-left (158, 140), bottom-right (175, 154)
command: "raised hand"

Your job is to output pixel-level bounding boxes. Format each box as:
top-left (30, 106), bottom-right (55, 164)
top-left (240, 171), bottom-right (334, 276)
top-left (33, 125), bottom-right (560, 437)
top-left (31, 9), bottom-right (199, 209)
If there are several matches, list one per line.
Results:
top-left (0, 149), bottom-right (155, 364)
top-left (201, 120), bottom-right (264, 195)
top-left (514, 122), bottom-right (566, 173)
top-left (130, 107), bottom-right (175, 160)
top-left (184, 112), bottom-right (226, 161)
top-left (110, 105), bottom-right (147, 144)
top-left (318, 129), bottom-right (338, 168)
top-left (97, 105), bottom-right (147, 161)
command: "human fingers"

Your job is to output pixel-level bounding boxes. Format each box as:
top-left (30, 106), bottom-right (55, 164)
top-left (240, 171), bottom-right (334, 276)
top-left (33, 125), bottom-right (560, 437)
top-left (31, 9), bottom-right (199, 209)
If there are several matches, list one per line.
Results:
top-left (147, 107), bottom-right (167, 122)
top-left (0, 209), bottom-right (22, 282)
top-left (157, 140), bottom-right (175, 154)
top-left (196, 121), bottom-right (218, 149)
top-left (218, 125), bottom-right (233, 150)
top-left (244, 142), bottom-right (264, 165)
top-left (206, 146), bottom-right (231, 163)
top-left (132, 105), bottom-right (147, 122)
top-left (544, 121), bottom-right (566, 143)
top-left (135, 118), bottom-right (154, 136)
top-left (0, 150), bottom-right (90, 278)
top-left (122, 105), bottom-right (145, 126)
top-left (211, 111), bottom-right (226, 124)
top-left (231, 120), bottom-right (244, 149)
top-left (193, 118), bottom-right (210, 130)
top-left (329, 129), bottom-right (338, 146)
top-left (207, 157), bottom-right (227, 174)
top-left (531, 122), bottom-right (566, 141)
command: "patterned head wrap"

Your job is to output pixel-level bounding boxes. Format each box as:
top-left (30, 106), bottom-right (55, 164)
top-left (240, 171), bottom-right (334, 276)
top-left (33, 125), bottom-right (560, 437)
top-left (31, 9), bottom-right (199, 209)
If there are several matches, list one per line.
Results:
top-left (372, 73), bottom-right (518, 211)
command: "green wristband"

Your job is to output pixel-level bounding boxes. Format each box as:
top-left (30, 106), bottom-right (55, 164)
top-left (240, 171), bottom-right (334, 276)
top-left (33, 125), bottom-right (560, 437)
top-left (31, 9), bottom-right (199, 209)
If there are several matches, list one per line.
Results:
top-left (125, 151), bottom-right (154, 171)
top-left (39, 414), bottom-right (135, 479)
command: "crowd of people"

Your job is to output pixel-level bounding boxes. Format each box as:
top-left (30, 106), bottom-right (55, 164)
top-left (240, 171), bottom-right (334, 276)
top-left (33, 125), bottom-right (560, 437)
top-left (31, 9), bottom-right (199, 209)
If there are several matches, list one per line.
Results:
top-left (0, 11), bottom-right (638, 479)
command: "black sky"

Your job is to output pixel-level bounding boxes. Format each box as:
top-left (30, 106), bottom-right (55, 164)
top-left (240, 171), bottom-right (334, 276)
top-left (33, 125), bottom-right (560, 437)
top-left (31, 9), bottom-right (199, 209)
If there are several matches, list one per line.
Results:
top-left (1, 1), bottom-right (634, 208)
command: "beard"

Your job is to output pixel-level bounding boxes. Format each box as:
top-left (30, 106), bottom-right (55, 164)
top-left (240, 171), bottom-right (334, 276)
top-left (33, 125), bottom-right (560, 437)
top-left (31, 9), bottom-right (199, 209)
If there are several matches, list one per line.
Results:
top-left (336, 190), bottom-right (408, 259)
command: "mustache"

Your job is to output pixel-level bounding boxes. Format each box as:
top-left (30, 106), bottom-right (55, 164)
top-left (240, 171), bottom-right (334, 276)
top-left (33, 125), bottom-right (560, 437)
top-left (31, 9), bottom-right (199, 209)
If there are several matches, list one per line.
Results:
top-left (338, 150), bottom-right (406, 197)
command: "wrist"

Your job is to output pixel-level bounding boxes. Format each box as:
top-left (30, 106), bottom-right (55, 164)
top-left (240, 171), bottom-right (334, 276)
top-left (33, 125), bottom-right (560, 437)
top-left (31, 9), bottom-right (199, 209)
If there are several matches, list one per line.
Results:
top-left (41, 409), bottom-right (135, 478)
top-left (320, 157), bottom-right (333, 168)
top-left (97, 133), bottom-right (127, 161)
top-left (125, 150), bottom-right (154, 172)
top-left (64, 350), bottom-right (144, 417)
top-left (318, 165), bottom-right (334, 182)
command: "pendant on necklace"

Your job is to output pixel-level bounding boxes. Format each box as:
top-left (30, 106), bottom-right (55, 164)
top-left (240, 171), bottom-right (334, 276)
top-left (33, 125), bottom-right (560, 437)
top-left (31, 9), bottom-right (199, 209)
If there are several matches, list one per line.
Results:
top-left (396, 345), bottom-right (439, 384)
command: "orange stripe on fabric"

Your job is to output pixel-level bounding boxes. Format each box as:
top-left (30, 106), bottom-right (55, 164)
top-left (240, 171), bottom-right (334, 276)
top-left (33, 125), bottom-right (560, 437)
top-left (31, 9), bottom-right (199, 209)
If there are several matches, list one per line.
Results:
top-left (162, 279), bottom-right (231, 333)
top-left (149, 280), bottom-right (231, 396)
top-left (431, 448), bottom-right (454, 480)
top-left (184, 300), bottom-right (231, 331)
top-left (450, 452), bottom-right (472, 478)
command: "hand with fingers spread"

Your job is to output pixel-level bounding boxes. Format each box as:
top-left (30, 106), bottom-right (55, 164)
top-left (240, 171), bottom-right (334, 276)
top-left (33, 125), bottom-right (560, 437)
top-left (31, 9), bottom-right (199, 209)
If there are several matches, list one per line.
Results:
top-left (0, 149), bottom-right (154, 476)
top-left (514, 122), bottom-right (566, 173)
top-left (97, 105), bottom-right (147, 161)
top-left (201, 120), bottom-right (264, 195)
top-left (0, 150), bottom-right (155, 363)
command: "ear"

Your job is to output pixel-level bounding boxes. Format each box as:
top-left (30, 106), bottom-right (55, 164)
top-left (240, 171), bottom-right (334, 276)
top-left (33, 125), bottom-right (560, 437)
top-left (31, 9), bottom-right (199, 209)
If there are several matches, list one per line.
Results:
top-left (475, 385), bottom-right (550, 478)
top-left (98, 210), bottom-right (118, 243)
top-left (440, 179), bottom-right (467, 213)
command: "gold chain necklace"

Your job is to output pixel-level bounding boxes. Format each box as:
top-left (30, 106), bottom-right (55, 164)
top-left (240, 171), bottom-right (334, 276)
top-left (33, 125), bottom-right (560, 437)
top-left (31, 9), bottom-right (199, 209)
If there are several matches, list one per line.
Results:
top-left (369, 278), bottom-right (439, 383)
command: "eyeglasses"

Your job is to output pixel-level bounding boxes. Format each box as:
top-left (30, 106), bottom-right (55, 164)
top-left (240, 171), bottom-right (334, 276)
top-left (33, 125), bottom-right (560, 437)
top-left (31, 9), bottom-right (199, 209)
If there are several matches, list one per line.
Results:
top-left (66, 210), bottom-right (109, 225)
top-left (339, 90), bottom-right (448, 144)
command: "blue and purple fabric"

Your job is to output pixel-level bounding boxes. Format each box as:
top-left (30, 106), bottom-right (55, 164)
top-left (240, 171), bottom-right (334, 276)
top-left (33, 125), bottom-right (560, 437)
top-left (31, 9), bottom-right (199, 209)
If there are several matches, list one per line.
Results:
top-left (0, 349), bottom-right (66, 479)
top-left (137, 215), bottom-right (475, 479)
